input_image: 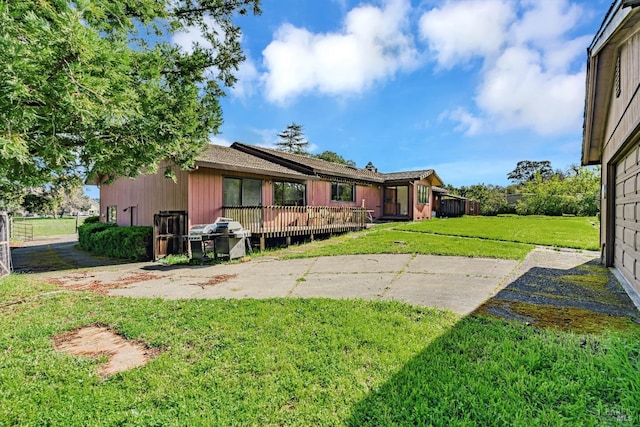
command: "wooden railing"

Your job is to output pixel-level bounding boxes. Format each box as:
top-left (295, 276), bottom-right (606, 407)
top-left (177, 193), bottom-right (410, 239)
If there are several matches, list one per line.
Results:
top-left (223, 205), bottom-right (368, 238)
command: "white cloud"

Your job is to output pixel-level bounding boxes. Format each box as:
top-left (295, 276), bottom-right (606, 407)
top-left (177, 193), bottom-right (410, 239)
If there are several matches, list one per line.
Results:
top-left (477, 46), bottom-right (585, 134)
top-left (439, 107), bottom-right (484, 136)
top-left (209, 135), bottom-right (233, 146)
top-left (230, 55), bottom-right (259, 98)
top-left (418, 0), bottom-right (515, 68)
top-left (251, 128), bottom-right (279, 147)
top-left (510, 0), bottom-right (583, 47)
top-left (261, 0), bottom-right (418, 104)
top-left (419, 0), bottom-right (590, 136)
top-left (172, 17), bottom-right (222, 53)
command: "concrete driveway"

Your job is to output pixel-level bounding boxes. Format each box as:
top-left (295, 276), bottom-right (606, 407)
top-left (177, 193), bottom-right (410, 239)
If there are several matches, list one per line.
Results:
top-left (12, 236), bottom-right (604, 315)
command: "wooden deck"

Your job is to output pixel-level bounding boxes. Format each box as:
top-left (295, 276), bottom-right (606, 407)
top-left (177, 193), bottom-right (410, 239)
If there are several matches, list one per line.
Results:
top-left (223, 206), bottom-right (368, 247)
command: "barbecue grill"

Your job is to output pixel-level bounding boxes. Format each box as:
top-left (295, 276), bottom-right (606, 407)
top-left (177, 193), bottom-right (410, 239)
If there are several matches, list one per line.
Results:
top-left (186, 217), bottom-right (251, 262)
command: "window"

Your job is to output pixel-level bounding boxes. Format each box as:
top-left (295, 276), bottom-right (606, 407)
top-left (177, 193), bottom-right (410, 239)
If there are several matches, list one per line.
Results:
top-left (331, 182), bottom-right (355, 202)
top-left (223, 178), bottom-right (262, 206)
top-left (106, 205), bottom-right (117, 223)
top-left (417, 185), bottom-right (430, 204)
top-left (273, 181), bottom-right (306, 206)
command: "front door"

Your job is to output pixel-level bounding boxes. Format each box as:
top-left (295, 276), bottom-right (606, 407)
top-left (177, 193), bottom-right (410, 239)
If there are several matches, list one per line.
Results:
top-left (383, 186), bottom-right (409, 216)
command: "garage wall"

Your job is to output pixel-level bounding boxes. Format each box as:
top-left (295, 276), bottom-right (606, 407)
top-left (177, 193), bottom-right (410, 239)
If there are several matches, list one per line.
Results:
top-left (614, 145), bottom-right (640, 295)
top-left (602, 27), bottom-right (640, 295)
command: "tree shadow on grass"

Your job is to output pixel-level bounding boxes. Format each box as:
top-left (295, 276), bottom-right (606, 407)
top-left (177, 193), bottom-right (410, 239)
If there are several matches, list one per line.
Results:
top-left (347, 260), bottom-right (640, 425)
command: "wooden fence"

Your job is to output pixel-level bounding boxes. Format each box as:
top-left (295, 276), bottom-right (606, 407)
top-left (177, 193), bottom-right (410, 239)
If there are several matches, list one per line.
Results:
top-left (223, 205), bottom-right (368, 239)
top-left (439, 198), bottom-right (480, 217)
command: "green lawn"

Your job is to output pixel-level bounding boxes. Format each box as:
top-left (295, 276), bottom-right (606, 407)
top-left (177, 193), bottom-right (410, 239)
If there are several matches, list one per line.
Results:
top-left (264, 215), bottom-right (598, 260)
top-left (279, 228), bottom-right (534, 260)
top-left (1, 216), bottom-right (636, 425)
top-left (1, 275), bottom-right (638, 425)
top-left (397, 215), bottom-right (600, 250)
top-left (11, 217), bottom-right (85, 237)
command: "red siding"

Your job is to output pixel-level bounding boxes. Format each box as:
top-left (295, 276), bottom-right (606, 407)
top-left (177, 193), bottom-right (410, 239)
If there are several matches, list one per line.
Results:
top-left (99, 166), bottom-right (188, 227)
top-left (308, 181), bottom-right (382, 219)
top-left (188, 169), bottom-right (222, 226)
top-left (413, 177), bottom-right (438, 221)
top-left (101, 166), bottom-right (389, 228)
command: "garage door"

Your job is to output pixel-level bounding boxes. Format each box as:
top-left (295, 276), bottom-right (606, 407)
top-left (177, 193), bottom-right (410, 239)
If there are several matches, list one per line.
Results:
top-left (615, 145), bottom-right (640, 292)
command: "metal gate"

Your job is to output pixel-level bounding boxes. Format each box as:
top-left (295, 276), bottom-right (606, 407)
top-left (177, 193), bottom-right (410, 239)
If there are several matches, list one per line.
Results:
top-left (0, 212), bottom-right (11, 277)
top-left (153, 211), bottom-right (187, 260)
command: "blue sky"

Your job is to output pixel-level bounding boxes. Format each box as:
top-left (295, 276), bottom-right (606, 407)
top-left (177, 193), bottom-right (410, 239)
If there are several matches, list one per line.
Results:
top-left (85, 0), bottom-right (613, 198)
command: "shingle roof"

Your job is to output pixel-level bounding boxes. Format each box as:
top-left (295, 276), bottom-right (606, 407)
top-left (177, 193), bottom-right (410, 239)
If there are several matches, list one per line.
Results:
top-left (431, 186), bottom-right (449, 194)
top-left (380, 170), bottom-right (435, 182)
top-left (381, 170), bottom-right (443, 186)
top-left (232, 143), bottom-right (386, 183)
top-left (199, 142), bottom-right (444, 186)
top-left (196, 144), bottom-right (312, 180)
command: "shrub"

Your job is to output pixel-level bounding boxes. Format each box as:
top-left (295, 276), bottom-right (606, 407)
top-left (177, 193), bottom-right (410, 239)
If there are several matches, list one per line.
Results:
top-left (83, 215), bottom-right (100, 224)
top-left (78, 222), bottom-right (117, 251)
top-left (78, 222), bottom-right (152, 261)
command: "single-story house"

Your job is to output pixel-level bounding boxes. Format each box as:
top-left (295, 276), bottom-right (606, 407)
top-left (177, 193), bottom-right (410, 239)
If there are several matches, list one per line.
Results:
top-left (582, 0), bottom-right (640, 303)
top-left (97, 142), bottom-right (446, 257)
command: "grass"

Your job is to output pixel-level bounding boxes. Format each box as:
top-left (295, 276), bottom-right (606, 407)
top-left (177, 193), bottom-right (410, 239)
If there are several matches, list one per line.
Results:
top-left (11, 217), bottom-right (86, 237)
top-left (397, 215), bottom-right (600, 250)
top-left (1, 275), bottom-right (639, 425)
top-left (277, 228), bottom-right (534, 260)
top-left (264, 214), bottom-right (599, 261)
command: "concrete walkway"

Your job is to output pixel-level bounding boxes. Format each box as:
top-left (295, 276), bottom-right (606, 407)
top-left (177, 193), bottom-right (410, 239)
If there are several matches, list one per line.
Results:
top-left (11, 235), bottom-right (603, 315)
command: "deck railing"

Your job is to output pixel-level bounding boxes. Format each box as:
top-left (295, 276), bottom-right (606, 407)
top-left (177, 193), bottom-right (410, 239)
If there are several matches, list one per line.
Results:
top-left (223, 205), bottom-right (368, 238)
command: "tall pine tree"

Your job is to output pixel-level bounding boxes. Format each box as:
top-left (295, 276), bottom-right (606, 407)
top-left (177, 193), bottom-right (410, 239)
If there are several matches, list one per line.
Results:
top-left (276, 122), bottom-right (309, 155)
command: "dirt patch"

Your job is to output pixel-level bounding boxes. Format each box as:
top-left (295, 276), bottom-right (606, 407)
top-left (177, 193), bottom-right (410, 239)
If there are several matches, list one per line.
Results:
top-left (200, 274), bottom-right (237, 286)
top-left (53, 324), bottom-right (160, 377)
top-left (46, 271), bottom-right (166, 295)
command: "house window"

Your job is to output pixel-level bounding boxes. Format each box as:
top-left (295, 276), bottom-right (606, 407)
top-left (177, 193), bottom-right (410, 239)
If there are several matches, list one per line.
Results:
top-left (223, 178), bottom-right (262, 206)
top-left (331, 182), bottom-right (355, 202)
top-left (106, 205), bottom-right (117, 223)
top-left (273, 181), bottom-right (306, 206)
top-left (615, 52), bottom-right (621, 98)
top-left (417, 185), bottom-right (430, 204)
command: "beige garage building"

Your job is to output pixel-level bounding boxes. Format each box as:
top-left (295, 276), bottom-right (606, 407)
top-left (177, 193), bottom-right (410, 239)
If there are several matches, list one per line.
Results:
top-left (583, 0), bottom-right (640, 306)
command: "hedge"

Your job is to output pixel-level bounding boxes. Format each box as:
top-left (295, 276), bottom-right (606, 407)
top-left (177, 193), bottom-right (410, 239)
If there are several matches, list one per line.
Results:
top-left (78, 222), bottom-right (153, 261)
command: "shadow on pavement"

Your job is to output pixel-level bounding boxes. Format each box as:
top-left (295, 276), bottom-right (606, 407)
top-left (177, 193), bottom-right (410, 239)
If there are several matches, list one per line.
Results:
top-left (10, 236), bottom-right (131, 274)
top-left (474, 258), bottom-right (639, 332)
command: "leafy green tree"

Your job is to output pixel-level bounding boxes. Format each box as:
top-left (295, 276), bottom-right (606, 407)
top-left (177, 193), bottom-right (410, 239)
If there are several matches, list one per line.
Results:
top-left (315, 151), bottom-right (356, 166)
top-left (59, 186), bottom-right (94, 215)
top-left (0, 180), bottom-right (25, 213)
top-left (22, 192), bottom-right (62, 217)
top-left (458, 184), bottom-right (511, 216)
top-left (276, 122), bottom-right (309, 155)
top-left (0, 0), bottom-right (260, 189)
top-left (516, 166), bottom-right (600, 216)
top-left (507, 160), bottom-right (554, 184)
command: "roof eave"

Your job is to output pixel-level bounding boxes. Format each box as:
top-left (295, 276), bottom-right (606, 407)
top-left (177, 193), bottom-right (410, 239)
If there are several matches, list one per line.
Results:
top-left (194, 160), bottom-right (317, 181)
top-left (231, 142), bottom-right (316, 175)
top-left (582, 3), bottom-right (640, 166)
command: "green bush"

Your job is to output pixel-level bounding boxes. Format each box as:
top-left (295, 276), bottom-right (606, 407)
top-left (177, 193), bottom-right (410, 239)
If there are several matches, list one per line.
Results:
top-left (514, 167), bottom-right (600, 217)
top-left (78, 222), bottom-right (117, 251)
top-left (78, 222), bottom-right (152, 261)
top-left (83, 215), bottom-right (100, 224)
